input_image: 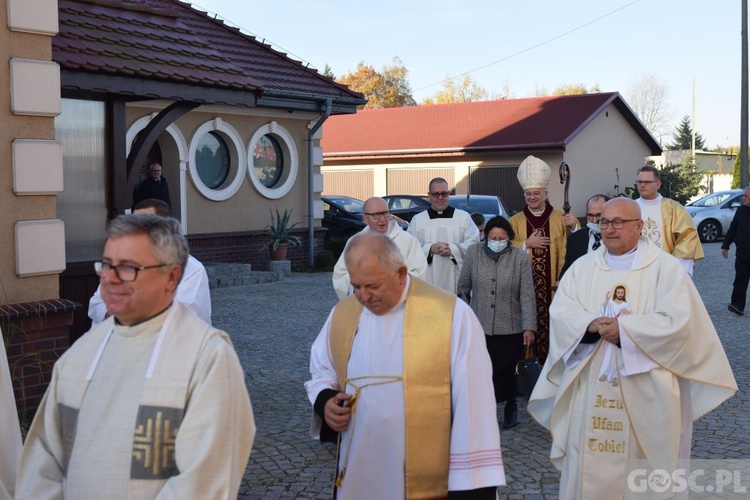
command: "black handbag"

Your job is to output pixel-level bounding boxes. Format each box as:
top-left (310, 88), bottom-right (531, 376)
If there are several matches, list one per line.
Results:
top-left (515, 344), bottom-right (542, 397)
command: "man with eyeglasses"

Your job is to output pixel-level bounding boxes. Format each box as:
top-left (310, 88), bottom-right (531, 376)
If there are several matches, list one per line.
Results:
top-left (634, 165), bottom-right (703, 276)
top-left (88, 198), bottom-right (212, 326)
top-left (530, 197), bottom-right (736, 499)
top-left (133, 162), bottom-right (172, 208)
top-left (407, 178), bottom-right (480, 294)
top-left (509, 156), bottom-right (578, 364)
top-left (559, 194), bottom-right (609, 278)
top-left (332, 197), bottom-right (427, 299)
top-left (17, 214), bottom-right (255, 499)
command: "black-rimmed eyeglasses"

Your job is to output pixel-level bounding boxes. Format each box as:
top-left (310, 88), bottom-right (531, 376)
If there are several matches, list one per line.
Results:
top-left (363, 211), bottom-right (391, 220)
top-left (428, 192), bottom-right (450, 198)
top-left (599, 218), bottom-right (640, 229)
top-left (94, 261), bottom-right (168, 282)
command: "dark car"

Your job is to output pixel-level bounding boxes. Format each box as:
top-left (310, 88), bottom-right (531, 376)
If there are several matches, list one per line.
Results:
top-left (322, 195), bottom-right (409, 239)
top-left (321, 196), bottom-right (367, 239)
top-left (382, 195), bottom-right (431, 221)
top-left (449, 194), bottom-right (514, 221)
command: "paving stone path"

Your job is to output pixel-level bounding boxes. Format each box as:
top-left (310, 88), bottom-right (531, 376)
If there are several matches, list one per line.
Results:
top-left (210, 241), bottom-right (749, 499)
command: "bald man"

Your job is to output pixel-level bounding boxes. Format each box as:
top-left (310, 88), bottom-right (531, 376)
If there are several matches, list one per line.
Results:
top-left (332, 197), bottom-right (427, 300)
top-left (529, 198), bottom-right (736, 499)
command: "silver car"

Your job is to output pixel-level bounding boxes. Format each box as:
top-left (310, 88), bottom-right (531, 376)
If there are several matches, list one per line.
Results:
top-left (684, 189), bottom-right (744, 243)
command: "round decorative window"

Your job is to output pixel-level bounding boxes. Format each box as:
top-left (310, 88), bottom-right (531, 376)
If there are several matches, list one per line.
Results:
top-left (188, 118), bottom-right (245, 201)
top-left (253, 134), bottom-right (283, 188)
top-left (247, 121), bottom-right (298, 200)
top-left (196, 131), bottom-right (230, 189)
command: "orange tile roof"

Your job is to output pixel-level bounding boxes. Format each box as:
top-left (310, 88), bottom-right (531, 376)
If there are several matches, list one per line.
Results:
top-left (322, 92), bottom-right (661, 157)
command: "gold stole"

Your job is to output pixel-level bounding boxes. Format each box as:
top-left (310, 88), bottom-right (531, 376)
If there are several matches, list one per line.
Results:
top-left (330, 278), bottom-right (454, 499)
top-left (580, 344), bottom-right (631, 499)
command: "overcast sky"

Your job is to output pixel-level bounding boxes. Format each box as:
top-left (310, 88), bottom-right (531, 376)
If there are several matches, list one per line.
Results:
top-left (190, 0), bottom-right (744, 150)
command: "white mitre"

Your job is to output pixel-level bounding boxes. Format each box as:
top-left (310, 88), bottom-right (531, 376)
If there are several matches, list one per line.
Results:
top-left (517, 155), bottom-right (551, 190)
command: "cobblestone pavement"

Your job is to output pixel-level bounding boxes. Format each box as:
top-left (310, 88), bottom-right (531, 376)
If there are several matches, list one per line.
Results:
top-left (211, 241), bottom-right (749, 499)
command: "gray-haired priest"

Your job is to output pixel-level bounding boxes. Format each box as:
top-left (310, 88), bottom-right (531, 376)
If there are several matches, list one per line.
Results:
top-left (306, 232), bottom-right (505, 499)
top-left (16, 214), bottom-right (255, 499)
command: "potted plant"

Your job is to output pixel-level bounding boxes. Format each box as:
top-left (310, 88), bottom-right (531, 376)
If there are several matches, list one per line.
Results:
top-left (260, 208), bottom-right (302, 260)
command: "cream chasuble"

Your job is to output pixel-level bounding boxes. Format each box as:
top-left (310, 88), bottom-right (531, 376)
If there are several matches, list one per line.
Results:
top-left (528, 238), bottom-right (736, 499)
top-left (0, 330), bottom-right (21, 500)
top-left (407, 208), bottom-right (479, 294)
top-left (306, 277), bottom-right (505, 500)
top-left (17, 304), bottom-right (255, 499)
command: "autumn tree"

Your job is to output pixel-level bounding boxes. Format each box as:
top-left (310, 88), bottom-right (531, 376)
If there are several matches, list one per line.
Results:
top-left (421, 74), bottom-right (489, 105)
top-left (667, 115), bottom-right (706, 151)
top-left (336, 57), bottom-right (416, 109)
top-left (552, 83), bottom-right (600, 96)
top-left (626, 73), bottom-right (670, 142)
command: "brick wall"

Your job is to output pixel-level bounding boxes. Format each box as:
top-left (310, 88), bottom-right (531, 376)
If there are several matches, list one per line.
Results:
top-left (1, 299), bottom-right (79, 416)
top-left (187, 227), bottom-right (328, 269)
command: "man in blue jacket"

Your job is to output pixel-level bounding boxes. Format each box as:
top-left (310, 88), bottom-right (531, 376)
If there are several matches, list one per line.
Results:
top-left (722, 186), bottom-right (750, 315)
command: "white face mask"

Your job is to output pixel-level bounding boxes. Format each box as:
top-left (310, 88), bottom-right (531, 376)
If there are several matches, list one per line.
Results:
top-left (487, 239), bottom-right (508, 253)
top-left (587, 221), bottom-right (601, 235)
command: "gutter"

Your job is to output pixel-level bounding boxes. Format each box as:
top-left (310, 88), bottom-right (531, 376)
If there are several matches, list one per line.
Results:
top-left (307, 97), bottom-right (333, 266)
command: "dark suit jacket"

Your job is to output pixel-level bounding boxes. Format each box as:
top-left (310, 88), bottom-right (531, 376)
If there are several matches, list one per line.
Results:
top-left (722, 205), bottom-right (750, 259)
top-left (559, 227), bottom-right (592, 279)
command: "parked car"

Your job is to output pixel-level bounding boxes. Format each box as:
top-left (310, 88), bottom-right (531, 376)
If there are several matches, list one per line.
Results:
top-left (382, 195), bottom-right (431, 221)
top-left (322, 195), bottom-right (407, 239)
top-left (684, 189), bottom-right (744, 243)
top-left (449, 194), bottom-right (514, 222)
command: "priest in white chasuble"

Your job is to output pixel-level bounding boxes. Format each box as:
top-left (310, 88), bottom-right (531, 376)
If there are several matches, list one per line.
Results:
top-left (16, 215), bottom-right (255, 499)
top-left (306, 232), bottom-right (505, 500)
top-left (407, 177), bottom-right (480, 294)
top-left (528, 198), bottom-right (737, 499)
top-left (509, 156), bottom-right (578, 364)
top-left (635, 165), bottom-right (704, 276)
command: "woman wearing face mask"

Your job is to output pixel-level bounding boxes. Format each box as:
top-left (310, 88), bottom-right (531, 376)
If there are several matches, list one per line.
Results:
top-left (457, 216), bottom-right (537, 429)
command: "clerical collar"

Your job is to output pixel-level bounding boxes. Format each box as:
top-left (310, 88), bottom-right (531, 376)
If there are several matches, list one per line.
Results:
top-left (427, 206), bottom-right (455, 219)
top-left (638, 194), bottom-right (663, 205)
top-left (529, 208), bottom-right (545, 217)
top-left (114, 302), bottom-right (173, 327)
top-left (605, 243), bottom-right (640, 270)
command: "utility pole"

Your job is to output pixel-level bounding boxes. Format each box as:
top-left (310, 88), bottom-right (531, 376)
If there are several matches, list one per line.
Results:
top-left (742, 0), bottom-right (748, 187)
top-left (691, 76), bottom-right (696, 161)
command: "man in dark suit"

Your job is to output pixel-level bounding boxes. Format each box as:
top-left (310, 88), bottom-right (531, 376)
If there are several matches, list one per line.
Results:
top-left (133, 162), bottom-right (171, 208)
top-left (559, 194), bottom-right (609, 279)
top-left (722, 186), bottom-right (750, 316)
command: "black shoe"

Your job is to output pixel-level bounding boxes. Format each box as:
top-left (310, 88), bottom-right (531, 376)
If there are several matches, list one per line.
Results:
top-left (502, 399), bottom-right (518, 429)
top-left (728, 304), bottom-right (744, 316)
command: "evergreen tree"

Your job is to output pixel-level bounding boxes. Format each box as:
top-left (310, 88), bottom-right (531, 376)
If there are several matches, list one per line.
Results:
top-left (657, 160), bottom-right (704, 204)
top-left (668, 115), bottom-right (706, 150)
top-left (322, 64), bottom-right (335, 79)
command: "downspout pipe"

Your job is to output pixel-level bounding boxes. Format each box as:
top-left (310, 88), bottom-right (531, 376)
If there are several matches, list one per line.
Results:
top-left (307, 97), bottom-right (332, 266)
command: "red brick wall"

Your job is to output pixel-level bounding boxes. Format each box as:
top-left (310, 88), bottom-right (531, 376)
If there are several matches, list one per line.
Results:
top-left (187, 227), bottom-right (328, 269)
top-left (1, 299), bottom-right (79, 416)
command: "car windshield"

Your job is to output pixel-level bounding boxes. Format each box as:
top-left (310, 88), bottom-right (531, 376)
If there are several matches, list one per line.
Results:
top-left (327, 197), bottom-right (365, 214)
top-left (688, 192), bottom-right (735, 207)
top-left (450, 197), bottom-right (499, 214)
